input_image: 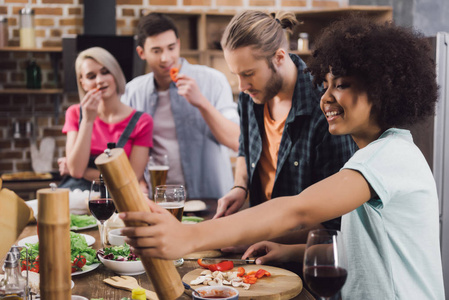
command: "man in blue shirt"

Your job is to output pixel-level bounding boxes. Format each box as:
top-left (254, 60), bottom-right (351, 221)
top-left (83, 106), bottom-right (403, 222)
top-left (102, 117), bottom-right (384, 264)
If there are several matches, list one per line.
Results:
top-left (122, 13), bottom-right (240, 199)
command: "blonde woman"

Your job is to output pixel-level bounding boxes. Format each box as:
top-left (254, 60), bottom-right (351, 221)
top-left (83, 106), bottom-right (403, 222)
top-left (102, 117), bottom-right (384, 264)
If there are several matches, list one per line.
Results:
top-left (59, 47), bottom-right (153, 190)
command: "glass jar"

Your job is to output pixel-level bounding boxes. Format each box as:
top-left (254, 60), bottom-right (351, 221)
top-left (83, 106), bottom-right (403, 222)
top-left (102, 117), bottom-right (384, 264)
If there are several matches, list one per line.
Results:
top-left (0, 250), bottom-right (27, 299)
top-left (19, 7), bottom-right (35, 48)
top-left (0, 16), bottom-right (8, 47)
top-left (297, 32), bottom-right (309, 52)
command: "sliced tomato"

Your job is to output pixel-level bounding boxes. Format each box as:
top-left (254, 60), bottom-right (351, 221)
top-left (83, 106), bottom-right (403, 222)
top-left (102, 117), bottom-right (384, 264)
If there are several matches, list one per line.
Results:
top-left (237, 267), bottom-right (245, 277)
top-left (170, 67), bottom-right (179, 82)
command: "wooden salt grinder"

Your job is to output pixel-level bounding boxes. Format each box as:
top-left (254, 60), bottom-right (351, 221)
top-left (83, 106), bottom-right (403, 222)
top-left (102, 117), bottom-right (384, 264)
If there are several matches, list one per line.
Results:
top-left (38, 184), bottom-right (71, 300)
top-left (95, 148), bottom-right (184, 300)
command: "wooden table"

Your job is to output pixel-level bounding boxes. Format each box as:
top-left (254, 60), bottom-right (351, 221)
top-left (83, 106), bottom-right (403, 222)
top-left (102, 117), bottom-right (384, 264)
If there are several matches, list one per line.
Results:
top-left (16, 199), bottom-right (315, 299)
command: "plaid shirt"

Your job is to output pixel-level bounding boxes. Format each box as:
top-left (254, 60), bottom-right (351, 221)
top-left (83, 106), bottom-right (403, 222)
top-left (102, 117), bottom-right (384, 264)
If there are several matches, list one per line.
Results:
top-left (238, 54), bottom-right (357, 229)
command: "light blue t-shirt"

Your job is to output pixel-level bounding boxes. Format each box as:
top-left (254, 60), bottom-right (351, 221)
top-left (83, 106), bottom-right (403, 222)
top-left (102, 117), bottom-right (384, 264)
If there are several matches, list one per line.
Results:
top-left (122, 58), bottom-right (238, 199)
top-left (341, 128), bottom-right (444, 299)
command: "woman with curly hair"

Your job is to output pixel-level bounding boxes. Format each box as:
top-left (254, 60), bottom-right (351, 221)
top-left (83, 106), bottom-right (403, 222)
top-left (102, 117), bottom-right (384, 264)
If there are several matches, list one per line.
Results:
top-left (119, 16), bottom-right (445, 299)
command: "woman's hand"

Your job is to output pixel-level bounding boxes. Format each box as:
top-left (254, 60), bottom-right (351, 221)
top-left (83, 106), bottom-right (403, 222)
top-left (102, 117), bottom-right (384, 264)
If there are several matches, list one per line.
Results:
top-left (119, 200), bottom-right (194, 260)
top-left (80, 88), bottom-right (101, 122)
top-left (57, 157), bottom-right (69, 176)
top-left (242, 241), bottom-right (305, 265)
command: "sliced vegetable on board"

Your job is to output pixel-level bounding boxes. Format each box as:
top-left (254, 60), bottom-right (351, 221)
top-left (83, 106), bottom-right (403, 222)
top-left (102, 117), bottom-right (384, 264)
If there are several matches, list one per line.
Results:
top-left (197, 258), bottom-right (234, 272)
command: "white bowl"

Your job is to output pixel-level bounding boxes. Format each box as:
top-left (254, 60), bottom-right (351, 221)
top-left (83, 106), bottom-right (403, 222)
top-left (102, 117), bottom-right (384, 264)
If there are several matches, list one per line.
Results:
top-left (98, 254), bottom-right (145, 276)
top-left (71, 296), bottom-right (88, 300)
top-left (108, 228), bottom-right (126, 246)
top-left (192, 286), bottom-right (239, 300)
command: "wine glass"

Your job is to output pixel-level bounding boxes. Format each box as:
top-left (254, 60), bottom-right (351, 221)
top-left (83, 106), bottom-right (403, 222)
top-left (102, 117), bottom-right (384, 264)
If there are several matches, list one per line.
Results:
top-left (303, 229), bottom-right (347, 300)
top-left (148, 154), bottom-right (169, 199)
top-left (154, 185), bottom-right (185, 266)
top-left (89, 177), bottom-right (116, 249)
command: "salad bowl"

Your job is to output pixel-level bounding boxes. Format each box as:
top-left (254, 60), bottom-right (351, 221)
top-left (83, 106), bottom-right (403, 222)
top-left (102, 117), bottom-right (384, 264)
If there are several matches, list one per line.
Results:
top-left (97, 245), bottom-right (145, 276)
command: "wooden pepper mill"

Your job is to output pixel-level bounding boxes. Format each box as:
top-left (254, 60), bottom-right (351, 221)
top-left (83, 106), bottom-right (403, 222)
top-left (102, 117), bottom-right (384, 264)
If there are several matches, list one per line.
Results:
top-left (38, 183), bottom-right (71, 300)
top-left (95, 148), bottom-right (184, 300)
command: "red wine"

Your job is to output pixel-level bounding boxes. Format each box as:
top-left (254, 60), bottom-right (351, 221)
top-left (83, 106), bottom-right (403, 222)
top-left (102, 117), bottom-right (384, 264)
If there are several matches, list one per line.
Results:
top-left (304, 266), bottom-right (347, 297)
top-left (89, 198), bottom-right (116, 222)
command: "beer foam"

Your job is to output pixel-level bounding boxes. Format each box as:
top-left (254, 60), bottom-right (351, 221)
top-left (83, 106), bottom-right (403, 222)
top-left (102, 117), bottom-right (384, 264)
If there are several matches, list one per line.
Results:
top-left (158, 202), bottom-right (184, 209)
top-left (148, 165), bottom-right (169, 171)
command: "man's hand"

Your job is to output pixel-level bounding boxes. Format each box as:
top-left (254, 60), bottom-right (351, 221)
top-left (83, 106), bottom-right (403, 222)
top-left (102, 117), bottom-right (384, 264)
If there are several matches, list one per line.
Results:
top-left (213, 188), bottom-right (247, 219)
top-left (176, 74), bottom-right (206, 109)
top-left (57, 157), bottom-right (69, 176)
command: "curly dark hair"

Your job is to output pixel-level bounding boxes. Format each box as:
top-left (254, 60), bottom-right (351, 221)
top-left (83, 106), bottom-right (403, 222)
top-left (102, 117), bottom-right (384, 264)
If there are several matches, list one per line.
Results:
top-left (305, 15), bottom-right (438, 129)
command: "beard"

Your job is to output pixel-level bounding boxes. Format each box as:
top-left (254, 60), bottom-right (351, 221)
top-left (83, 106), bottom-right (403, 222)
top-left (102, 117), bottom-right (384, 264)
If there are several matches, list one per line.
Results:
top-left (250, 69), bottom-right (283, 104)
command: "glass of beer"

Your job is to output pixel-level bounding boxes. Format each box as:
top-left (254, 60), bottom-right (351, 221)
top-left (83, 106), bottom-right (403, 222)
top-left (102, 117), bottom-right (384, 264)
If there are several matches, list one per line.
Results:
top-left (154, 184), bottom-right (185, 266)
top-left (148, 154), bottom-right (169, 199)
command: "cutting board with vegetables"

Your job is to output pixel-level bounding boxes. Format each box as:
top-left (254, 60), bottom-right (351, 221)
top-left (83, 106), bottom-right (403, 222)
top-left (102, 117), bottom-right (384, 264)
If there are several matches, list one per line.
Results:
top-left (182, 264), bottom-right (303, 300)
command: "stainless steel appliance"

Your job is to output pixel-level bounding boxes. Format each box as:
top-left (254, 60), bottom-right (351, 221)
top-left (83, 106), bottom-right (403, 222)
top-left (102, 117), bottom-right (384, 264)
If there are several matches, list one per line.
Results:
top-left (412, 32), bottom-right (449, 294)
top-left (433, 32), bottom-right (449, 294)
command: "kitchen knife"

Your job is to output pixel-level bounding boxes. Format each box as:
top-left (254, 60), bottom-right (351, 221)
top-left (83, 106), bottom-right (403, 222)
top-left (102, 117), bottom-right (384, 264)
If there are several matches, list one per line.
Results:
top-left (183, 258), bottom-right (256, 264)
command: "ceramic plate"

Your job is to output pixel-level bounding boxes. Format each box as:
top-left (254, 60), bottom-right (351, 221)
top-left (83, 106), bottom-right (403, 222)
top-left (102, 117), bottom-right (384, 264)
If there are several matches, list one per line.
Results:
top-left (17, 234), bottom-right (95, 247)
top-left (70, 222), bottom-right (98, 231)
top-left (184, 200), bottom-right (208, 212)
top-left (71, 263), bottom-right (100, 276)
top-left (25, 199), bottom-right (38, 218)
top-left (70, 215), bottom-right (98, 231)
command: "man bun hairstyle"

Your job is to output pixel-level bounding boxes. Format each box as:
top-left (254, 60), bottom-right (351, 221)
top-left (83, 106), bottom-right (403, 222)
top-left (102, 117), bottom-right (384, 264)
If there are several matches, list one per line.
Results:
top-left (221, 10), bottom-right (298, 59)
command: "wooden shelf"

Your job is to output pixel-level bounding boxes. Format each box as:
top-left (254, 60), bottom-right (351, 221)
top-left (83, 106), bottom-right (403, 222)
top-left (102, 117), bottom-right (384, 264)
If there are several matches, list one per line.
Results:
top-left (0, 88), bottom-right (63, 95)
top-left (0, 46), bottom-right (62, 53)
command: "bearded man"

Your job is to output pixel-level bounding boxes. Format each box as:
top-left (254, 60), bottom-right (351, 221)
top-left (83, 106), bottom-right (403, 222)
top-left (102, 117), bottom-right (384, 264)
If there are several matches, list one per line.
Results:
top-left (214, 10), bottom-right (356, 244)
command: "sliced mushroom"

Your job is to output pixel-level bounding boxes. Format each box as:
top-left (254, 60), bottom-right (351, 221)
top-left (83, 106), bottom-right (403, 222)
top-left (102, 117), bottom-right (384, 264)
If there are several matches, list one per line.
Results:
top-left (190, 276), bottom-right (206, 285)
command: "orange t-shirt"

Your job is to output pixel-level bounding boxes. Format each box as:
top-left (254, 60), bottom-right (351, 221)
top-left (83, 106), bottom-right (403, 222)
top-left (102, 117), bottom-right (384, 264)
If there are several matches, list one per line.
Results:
top-left (258, 103), bottom-right (288, 201)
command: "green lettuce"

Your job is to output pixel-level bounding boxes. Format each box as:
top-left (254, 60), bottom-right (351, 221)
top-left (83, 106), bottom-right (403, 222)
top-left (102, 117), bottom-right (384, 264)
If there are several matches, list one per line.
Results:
top-left (70, 214), bottom-right (97, 230)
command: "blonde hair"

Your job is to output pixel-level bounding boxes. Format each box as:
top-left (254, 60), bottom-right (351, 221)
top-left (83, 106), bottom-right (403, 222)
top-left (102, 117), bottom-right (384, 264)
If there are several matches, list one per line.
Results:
top-left (221, 10), bottom-right (298, 59)
top-left (75, 47), bottom-right (126, 100)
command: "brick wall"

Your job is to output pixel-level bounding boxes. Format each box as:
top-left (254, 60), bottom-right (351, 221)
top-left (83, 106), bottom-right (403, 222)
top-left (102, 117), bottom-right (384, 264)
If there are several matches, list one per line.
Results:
top-left (0, 0), bottom-right (345, 174)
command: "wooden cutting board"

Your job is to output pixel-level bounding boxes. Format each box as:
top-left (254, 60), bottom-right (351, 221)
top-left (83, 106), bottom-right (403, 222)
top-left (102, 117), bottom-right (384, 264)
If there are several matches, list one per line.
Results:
top-left (182, 265), bottom-right (302, 300)
top-left (184, 249), bottom-right (223, 259)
